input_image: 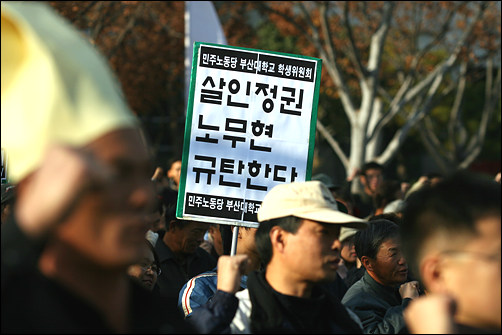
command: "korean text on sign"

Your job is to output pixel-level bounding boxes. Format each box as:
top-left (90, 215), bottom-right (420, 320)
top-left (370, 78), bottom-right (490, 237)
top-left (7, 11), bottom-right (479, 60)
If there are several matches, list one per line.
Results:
top-left (178, 43), bottom-right (322, 226)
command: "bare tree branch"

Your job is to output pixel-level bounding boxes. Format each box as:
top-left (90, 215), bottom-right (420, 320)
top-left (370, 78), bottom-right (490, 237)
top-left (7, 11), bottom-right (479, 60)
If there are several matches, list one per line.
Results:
top-left (316, 120), bottom-right (349, 169)
top-left (369, 1), bottom-right (487, 143)
top-left (342, 1), bottom-right (365, 79)
top-left (107, 3), bottom-right (144, 58)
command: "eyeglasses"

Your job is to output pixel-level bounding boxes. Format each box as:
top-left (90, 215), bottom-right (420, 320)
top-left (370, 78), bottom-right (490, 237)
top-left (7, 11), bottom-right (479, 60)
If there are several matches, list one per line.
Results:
top-left (139, 263), bottom-right (161, 275)
top-left (441, 249), bottom-right (501, 264)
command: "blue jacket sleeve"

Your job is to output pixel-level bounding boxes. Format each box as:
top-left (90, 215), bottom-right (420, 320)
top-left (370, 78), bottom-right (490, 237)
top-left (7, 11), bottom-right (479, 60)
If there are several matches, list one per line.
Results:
top-left (178, 270), bottom-right (218, 317)
top-left (186, 290), bottom-right (239, 334)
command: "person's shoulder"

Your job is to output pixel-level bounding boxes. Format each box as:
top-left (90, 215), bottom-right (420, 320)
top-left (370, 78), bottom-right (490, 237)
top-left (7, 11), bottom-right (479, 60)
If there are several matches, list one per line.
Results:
top-left (341, 276), bottom-right (367, 303)
top-left (188, 270), bottom-right (218, 286)
top-left (181, 269), bottom-right (218, 292)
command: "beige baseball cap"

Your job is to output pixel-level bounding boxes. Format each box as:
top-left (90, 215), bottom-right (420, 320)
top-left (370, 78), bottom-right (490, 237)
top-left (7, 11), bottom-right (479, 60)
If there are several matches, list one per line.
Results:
top-left (257, 180), bottom-right (368, 229)
top-left (1, 2), bottom-right (138, 183)
top-left (339, 227), bottom-right (359, 242)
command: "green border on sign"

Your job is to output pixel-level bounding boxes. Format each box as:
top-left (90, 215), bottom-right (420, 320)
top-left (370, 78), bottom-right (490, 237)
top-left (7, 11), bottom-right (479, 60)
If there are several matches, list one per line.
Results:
top-left (177, 42), bottom-right (322, 220)
top-left (306, 57), bottom-right (322, 181)
top-left (176, 42), bottom-right (201, 219)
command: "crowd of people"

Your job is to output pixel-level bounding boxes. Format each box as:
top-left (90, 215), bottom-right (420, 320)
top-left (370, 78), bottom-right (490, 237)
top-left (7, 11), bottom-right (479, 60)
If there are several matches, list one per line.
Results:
top-left (1, 2), bottom-right (500, 334)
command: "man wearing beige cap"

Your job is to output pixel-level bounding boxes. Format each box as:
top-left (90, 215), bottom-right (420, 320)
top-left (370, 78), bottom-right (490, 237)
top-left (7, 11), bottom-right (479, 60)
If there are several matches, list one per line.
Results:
top-left (187, 180), bottom-right (368, 333)
top-left (1, 2), bottom-right (190, 333)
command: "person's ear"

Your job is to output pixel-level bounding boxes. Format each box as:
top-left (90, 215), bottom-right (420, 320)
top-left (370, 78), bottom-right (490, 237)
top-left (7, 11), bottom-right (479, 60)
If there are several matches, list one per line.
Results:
top-left (420, 255), bottom-right (448, 294)
top-left (269, 226), bottom-right (287, 254)
top-left (361, 255), bottom-right (372, 271)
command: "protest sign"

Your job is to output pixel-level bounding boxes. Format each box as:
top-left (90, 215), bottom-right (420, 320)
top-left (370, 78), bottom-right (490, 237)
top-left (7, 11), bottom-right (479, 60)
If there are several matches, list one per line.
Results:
top-left (177, 42), bottom-right (322, 227)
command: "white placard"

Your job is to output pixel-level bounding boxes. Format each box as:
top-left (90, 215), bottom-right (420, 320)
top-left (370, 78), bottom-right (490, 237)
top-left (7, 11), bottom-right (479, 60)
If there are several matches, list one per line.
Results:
top-left (177, 43), bottom-right (322, 227)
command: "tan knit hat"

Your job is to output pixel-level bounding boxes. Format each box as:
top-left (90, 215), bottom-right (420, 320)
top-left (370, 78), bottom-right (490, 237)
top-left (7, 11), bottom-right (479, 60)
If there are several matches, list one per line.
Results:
top-left (257, 181), bottom-right (367, 229)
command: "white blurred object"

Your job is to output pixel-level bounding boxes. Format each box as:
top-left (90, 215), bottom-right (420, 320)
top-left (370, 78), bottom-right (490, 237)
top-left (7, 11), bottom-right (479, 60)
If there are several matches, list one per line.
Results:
top-left (383, 199), bottom-right (405, 214)
top-left (145, 230), bottom-right (159, 247)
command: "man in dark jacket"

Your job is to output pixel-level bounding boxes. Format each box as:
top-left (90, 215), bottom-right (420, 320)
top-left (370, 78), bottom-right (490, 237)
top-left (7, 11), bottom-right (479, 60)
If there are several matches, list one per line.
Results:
top-left (341, 219), bottom-right (420, 333)
top-left (155, 212), bottom-right (217, 312)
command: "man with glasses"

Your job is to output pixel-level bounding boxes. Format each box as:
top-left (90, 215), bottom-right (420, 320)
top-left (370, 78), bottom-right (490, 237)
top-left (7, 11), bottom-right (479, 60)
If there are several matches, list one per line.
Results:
top-left (128, 239), bottom-right (162, 292)
top-left (401, 171), bottom-right (501, 334)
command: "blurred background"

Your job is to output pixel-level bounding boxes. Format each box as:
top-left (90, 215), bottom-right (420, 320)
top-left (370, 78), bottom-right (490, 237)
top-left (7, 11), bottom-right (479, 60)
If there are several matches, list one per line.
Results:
top-left (44, 1), bottom-right (501, 186)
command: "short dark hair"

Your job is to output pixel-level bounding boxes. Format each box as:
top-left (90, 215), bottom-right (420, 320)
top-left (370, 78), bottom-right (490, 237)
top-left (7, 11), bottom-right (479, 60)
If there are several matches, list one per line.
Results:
top-left (166, 218), bottom-right (194, 231)
top-left (255, 216), bottom-right (303, 266)
top-left (369, 212), bottom-right (403, 226)
top-left (354, 219), bottom-right (399, 260)
top-left (167, 157), bottom-right (182, 169)
top-left (361, 161), bottom-right (384, 176)
top-left (163, 201), bottom-right (197, 231)
top-left (341, 235), bottom-right (356, 248)
top-left (401, 170), bottom-right (501, 277)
